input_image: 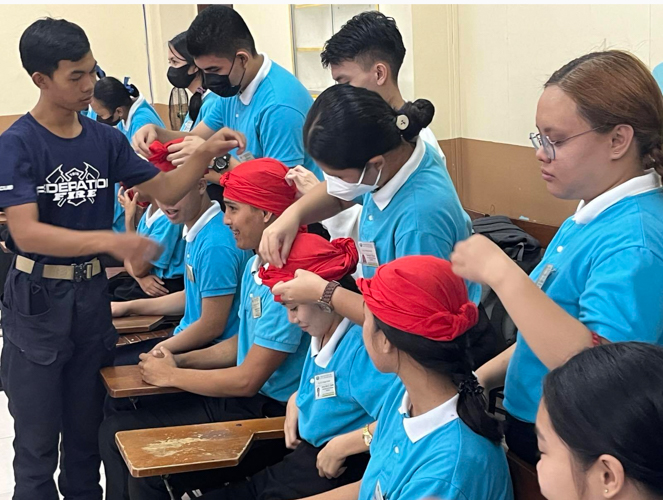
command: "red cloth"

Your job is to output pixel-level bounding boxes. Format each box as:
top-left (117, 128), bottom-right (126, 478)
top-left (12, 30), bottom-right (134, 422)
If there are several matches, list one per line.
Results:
top-left (259, 233), bottom-right (358, 302)
top-left (219, 158), bottom-right (298, 216)
top-left (357, 256), bottom-right (478, 341)
top-left (147, 138), bottom-right (185, 172)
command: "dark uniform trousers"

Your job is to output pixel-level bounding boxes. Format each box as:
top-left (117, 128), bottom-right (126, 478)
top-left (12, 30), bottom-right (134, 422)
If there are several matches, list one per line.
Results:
top-left (99, 391), bottom-right (289, 500)
top-left (1, 266), bottom-right (117, 500)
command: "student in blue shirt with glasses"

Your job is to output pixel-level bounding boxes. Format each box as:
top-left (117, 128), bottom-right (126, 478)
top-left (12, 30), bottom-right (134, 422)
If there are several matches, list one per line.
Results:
top-left (452, 50), bottom-right (663, 466)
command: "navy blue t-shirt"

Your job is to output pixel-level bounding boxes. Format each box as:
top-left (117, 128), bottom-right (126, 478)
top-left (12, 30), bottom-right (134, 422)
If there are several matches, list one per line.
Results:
top-left (0, 113), bottom-right (159, 264)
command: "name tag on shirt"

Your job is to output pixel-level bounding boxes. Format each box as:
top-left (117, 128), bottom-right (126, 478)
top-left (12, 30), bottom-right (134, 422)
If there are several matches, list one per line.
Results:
top-left (372, 480), bottom-right (384, 500)
top-left (186, 264), bottom-right (195, 283)
top-left (238, 151), bottom-right (256, 163)
top-left (314, 372), bottom-right (337, 399)
top-left (358, 241), bottom-right (380, 268)
top-left (535, 264), bottom-right (554, 289)
top-left (251, 295), bottom-right (262, 319)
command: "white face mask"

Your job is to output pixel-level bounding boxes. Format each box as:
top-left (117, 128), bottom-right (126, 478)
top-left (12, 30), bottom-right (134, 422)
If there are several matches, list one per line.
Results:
top-left (325, 165), bottom-right (382, 202)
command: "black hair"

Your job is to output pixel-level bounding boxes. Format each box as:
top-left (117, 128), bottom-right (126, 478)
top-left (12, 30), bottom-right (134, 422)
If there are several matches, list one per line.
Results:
top-left (19, 18), bottom-right (91, 77)
top-left (338, 274), bottom-right (360, 294)
top-left (321, 11), bottom-right (406, 81)
top-left (93, 77), bottom-right (139, 113)
top-left (304, 85), bottom-right (434, 170)
top-left (169, 31), bottom-right (203, 122)
top-left (543, 342), bottom-right (663, 496)
top-left (186, 5), bottom-right (257, 60)
top-left (373, 316), bottom-right (503, 443)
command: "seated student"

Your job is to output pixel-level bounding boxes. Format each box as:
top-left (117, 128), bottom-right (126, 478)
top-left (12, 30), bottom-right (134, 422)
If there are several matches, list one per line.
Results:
top-left (109, 147), bottom-right (186, 302)
top-left (197, 232), bottom-right (397, 500)
top-left (301, 256), bottom-right (513, 500)
top-left (451, 50), bottom-right (663, 465)
top-left (92, 76), bottom-right (166, 233)
top-left (537, 342), bottom-right (663, 500)
top-left (100, 158), bottom-right (310, 500)
top-left (286, 11), bottom-right (447, 243)
top-left (111, 161), bottom-right (252, 365)
top-left (132, 5), bottom-right (321, 181)
top-left (260, 84), bottom-right (478, 301)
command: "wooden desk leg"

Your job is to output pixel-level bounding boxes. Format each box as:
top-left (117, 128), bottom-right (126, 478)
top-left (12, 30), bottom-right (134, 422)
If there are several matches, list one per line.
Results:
top-left (162, 475), bottom-right (176, 500)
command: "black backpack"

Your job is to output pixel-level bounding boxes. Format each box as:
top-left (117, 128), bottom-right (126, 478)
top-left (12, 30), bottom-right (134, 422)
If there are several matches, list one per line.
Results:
top-left (472, 216), bottom-right (543, 346)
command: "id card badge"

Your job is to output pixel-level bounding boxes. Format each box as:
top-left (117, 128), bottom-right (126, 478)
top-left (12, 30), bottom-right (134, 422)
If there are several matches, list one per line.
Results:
top-left (358, 241), bottom-right (380, 268)
top-left (251, 295), bottom-right (262, 319)
top-left (372, 480), bottom-right (384, 500)
top-left (185, 264), bottom-right (195, 283)
top-left (314, 372), bottom-right (337, 400)
top-left (238, 151), bottom-right (256, 163)
top-left (535, 263), bottom-right (554, 289)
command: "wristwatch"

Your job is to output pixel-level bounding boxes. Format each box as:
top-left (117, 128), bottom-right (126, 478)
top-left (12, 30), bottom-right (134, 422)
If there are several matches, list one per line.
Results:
top-left (210, 153), bottom-right (231, 173)
top-left (362, 424), bottom-right (373, 447)
top-left (316, 281), bottom-right (340, 313)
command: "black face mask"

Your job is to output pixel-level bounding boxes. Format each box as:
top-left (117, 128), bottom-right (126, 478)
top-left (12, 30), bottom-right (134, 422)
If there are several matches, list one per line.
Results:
top-left (96, 113), bottom-right (121, 127)
top-left (167, 65), bottom-right (197, 89)
top-left (204, 56), bottom-right (246, 98)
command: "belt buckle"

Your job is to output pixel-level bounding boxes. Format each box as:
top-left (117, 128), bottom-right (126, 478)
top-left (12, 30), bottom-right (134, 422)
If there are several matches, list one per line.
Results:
top-left (72, 262), bottom-right (93, 282)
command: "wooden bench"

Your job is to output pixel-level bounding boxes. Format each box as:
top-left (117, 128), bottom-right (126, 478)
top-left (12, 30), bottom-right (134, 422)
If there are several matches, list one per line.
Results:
top-left (115, 328), bottom-right (172, 347)
top-left (114, 315), bottom-right (166, 334)
top-left (507, 451), bottom-right (545, 500)
top-left (116, 417), bottom-right (286, 478)
top-left (101, 364), bottom-right (181, 398)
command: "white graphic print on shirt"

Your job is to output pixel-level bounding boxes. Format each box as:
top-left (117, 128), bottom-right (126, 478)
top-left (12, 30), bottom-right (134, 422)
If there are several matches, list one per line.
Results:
top-left (36, 163), bottom-right (109, 207)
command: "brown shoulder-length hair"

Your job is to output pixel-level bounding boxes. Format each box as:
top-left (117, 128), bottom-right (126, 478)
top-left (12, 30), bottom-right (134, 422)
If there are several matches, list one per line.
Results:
top-left (546, 50), bottom-right (663, 176)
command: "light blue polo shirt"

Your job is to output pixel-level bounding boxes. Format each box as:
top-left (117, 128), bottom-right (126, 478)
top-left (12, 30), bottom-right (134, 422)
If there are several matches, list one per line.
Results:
top-left (504, 176), bottom-right (663, 424)
top-left (359, 380), bottom-right (513, 500)
top-left (113, 96), bottom-right (166, 232)
top-left (173, 201), bottom-right (252, 342)
top-left (135, 205), bottom-right (185, 280)
top-left (236, 255), bottom-right (310, 403)
top-left (203, 54), bottom-right (322, 179)
top-left (356, 137), bottom-right (480, 302)
top-left (180, 90), bottom-right (221, 133)
top-left (296, 320), bottom-right (396, 448)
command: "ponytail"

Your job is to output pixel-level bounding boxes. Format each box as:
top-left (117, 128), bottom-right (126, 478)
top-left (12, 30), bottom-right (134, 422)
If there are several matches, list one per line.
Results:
top-left (188, 88), bottom-right (204, 124)
top-left (375, 317), bottom-right (503, 443)
top-left (304, 84), bottom-right (436, 171)
top-left (93, 76), bottom-right (139, 112)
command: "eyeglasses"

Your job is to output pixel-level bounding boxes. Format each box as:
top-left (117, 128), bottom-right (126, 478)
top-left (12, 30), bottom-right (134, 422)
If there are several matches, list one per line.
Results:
top-left (529, 126), bottom-right (602, 160)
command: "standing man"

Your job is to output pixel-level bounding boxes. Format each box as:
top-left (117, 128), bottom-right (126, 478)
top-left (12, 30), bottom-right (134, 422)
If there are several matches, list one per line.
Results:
top-left (0, 18), bottom-right (241, 500)
top-left (132, 5), bottom-right (322, 180)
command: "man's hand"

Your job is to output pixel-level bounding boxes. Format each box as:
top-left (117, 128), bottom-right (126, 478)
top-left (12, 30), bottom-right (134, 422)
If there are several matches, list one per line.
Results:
top-left (137, 275), bottom-right (169, 297)
top-left (167, 136), bottom-right (206, 167)
top-left (139, 346), bottom-right (177, 387)
top-left (132, 124), bottom-right (159, 157)
top-left (109, 233), bottom-right (162, 267)
top-left (285, 166), bottom-right (321, 198)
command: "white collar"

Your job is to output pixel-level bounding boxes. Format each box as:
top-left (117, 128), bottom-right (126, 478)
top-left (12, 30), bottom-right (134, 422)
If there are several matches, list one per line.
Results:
top-left (251, 256), bottom-right (269, 285)
top-left (144, 205), bottom-right (165, 229)
top-left (182, 201), bottom-right (221, 242)
top-left (123, 94), bottom-right (145, 133)
top-left (310, 318), bottom-right (352, 369)
top-left (399, 391), bottom-right (460, 443)
top-left (202, 89), bottom-right (212, 101)
top-left (372, 136), bottom-right (426, 211)
top-left (573, 170), bottom-right (662, 225)
top-left (239, 53), bottom-right (272, 106)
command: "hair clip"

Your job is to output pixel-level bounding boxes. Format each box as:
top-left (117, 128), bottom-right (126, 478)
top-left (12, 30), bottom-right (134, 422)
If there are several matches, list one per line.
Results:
top-left (396, 114), bottom-right (409, 131)
top-left (123, 76), bottom-right (133, 92)
top-left (458, 376), bottom-right (484, 395)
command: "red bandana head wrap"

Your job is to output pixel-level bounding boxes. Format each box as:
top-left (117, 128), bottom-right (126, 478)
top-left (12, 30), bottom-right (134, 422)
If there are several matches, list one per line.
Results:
top-left (259, 233), bottom-right (358, 302)
top-left (357, 255), bottom-right (478, 341)
top-left (219, 158), bottom-right (298, 216)
top-left (147, 138), bottom-right (184, 172)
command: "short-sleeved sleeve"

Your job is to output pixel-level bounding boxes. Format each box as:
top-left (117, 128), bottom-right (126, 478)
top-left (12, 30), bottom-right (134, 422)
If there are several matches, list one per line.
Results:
top-left (202, 99), bottom-right (225, 132)
top-left (349, 347), bottom-right (396, 419)
top-left (579, 246), bottom-right (663, 343)
top-left (195, 241), bottom-right (242, 298)
top-left (258, 105), bottom-right (307, 167)
top-left (253, 295), bottom-right (304, 354)
top-left (0, 131), bottom-right (37, 208)
top-left (148, 221), bottom-right (183, 272)
top-left (110, 130), bottom-right (159, 188)
top-left (396, 230), bottom-right (454, 261)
